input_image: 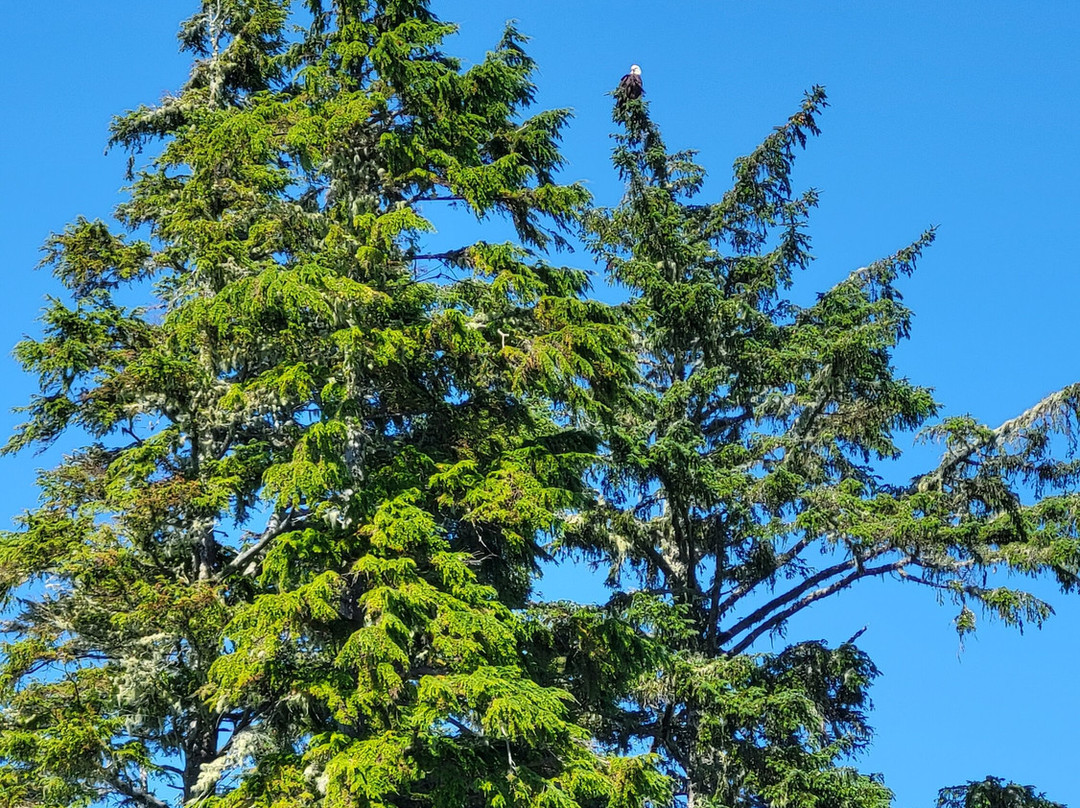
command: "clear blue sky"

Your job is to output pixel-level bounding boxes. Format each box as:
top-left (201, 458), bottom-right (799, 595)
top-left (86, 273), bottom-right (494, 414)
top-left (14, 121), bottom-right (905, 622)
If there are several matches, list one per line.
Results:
top-left (2, 2), bottom-right (1079, 805)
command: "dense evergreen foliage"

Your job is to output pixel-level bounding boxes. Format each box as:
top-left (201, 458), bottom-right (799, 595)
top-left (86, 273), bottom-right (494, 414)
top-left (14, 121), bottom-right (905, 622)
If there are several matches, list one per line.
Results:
top-left (0, 2), bottom-right (655, 805)
top-left (1, 2), bottom-right (1077, 807)
top-left (574, 78), bottom-right (1080, 808)
top-left (938, 777), bottom-right (1065, 808)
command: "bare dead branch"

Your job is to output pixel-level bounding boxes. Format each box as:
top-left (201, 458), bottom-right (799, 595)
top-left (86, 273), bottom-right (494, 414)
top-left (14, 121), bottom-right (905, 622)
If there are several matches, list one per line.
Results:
top-left (726, 559), bottom-right (906, 655)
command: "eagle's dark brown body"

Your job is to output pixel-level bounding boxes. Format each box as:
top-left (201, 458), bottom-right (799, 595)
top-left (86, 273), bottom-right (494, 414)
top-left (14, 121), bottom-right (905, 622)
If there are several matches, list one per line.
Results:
top-left (617, 65), bottom-right (644, 105)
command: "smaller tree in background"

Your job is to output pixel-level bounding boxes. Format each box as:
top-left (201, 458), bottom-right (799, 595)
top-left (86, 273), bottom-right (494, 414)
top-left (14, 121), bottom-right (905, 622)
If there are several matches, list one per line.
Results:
top-left (938, 777), bottom-right (1066, 808)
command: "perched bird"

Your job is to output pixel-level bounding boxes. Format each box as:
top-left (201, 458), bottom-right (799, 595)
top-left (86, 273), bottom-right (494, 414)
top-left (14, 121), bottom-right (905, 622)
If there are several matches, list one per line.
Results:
top-left (616, 64), bottom-right (644, 106)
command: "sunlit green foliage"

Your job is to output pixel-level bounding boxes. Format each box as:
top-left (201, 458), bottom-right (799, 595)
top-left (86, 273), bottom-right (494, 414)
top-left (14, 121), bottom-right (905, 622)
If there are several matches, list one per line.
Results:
top-left (3, 3), bottom-right (1079, 808)
top-left (0, 2), bottom-right (653, 806)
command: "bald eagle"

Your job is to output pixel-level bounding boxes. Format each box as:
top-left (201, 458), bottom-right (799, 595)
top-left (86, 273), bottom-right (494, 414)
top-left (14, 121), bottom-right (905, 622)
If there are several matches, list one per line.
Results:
top-left (616, 64), bottom-right (643, 106)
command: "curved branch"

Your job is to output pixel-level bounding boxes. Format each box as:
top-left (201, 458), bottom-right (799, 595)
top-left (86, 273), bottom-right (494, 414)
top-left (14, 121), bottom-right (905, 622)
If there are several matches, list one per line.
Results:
top-left (106, 776), bottom-right (170, 808)
top-left (716, 548), bottom-right (889, 648)
top-left (726, 559), bottom-right (905, 655)
top-left (913, 383), bottom-right (1080, 493)
top-left (713, 533), bottom-right (816, 620)
top-left (223, 510), bottom-right (299, 576)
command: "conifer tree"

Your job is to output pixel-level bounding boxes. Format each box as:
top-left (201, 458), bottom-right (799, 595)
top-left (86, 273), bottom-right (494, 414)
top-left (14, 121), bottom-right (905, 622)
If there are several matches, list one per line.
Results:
top-left (0, 2), bottom-right (664, 806)
top-left (5, 4), bottom-right (1079, 808)
top-left (938, 777), bottom-right (1065, 808)
top-left (573, 85), bottom-right (1080, 807)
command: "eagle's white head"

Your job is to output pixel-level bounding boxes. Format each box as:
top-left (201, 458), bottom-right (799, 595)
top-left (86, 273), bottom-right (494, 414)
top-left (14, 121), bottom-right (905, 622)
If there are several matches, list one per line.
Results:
top-left (629, 64), bottom-right (642, 76)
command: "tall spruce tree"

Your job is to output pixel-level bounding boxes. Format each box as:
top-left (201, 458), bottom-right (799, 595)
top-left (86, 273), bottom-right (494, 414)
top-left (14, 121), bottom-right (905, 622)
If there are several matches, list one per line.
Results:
top-left (0, 2), bottom-right (665, 806)
top-left (570, 85), bottom-right (1080, 806)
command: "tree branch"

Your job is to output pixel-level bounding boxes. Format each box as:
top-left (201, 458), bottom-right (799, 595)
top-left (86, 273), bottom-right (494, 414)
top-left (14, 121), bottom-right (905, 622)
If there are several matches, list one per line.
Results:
top-left (712, 533), bottom-right (816, 620)
top-left (446, 716), bottom-right (483, 738)
top-left (726, 559), bottom-right (905, 655)
top-left (223, 510), bottom-right (298, 576)
top-left (716, 550), bottom-right (881, 648)
top-left (408, 193), bottom-right (467, 204)
top-left (106, 775), bottom-right (171, 808)
top-left (410, 248), bottom-right (468, 264)
top-left (912, 383), bottom-right (1080, 494)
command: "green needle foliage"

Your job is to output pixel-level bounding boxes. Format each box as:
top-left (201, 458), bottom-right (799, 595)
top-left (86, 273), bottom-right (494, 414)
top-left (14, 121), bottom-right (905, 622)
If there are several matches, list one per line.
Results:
top-left (570, 84), bottom-right (1080, 805)
top-left (2, 3), bottom-right (1078, 808)
top-left (0, 2), bottom-right (660, 806)
top-left (938, 777), bottom-right (1065, 808)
